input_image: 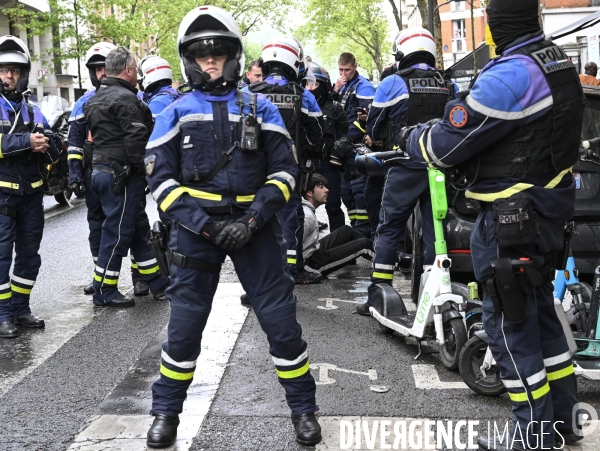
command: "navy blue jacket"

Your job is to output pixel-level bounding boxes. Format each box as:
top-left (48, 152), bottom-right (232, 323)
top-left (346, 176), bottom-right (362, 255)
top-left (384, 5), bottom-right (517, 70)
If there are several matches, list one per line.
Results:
top-left (145, 87), bottom-right (297, 234)
top-left (67, 89), bottom-right (95, 184)
top-left (404, 33), bottom-right (575, 221)
top-left (332, 72), bottom-right (375, 143)
top-left (0, 97), bottom-right (59, 196)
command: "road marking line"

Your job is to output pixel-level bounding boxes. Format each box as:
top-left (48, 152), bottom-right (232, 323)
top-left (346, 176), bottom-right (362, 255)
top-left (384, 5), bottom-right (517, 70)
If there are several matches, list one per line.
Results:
top-left (67, 283), bottom-right (248, 451)
top-left (310, 362), bottom-right (377, 385)
top-left (412, 364), bottom-right (468, 389)
top-left (317, 297), bottom-right (360, 309)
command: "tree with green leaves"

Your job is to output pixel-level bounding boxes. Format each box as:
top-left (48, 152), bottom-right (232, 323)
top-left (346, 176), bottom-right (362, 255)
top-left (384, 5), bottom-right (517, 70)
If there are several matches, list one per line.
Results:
top-left (298, 0), bottom-right (390, 76)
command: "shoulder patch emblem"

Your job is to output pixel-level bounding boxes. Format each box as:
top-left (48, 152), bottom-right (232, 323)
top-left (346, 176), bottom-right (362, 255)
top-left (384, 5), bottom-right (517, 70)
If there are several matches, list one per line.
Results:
top-left (127, 103), bottom-right (137, 113)
top-left (145, 154), bottom-right (156, 175)
top-left (449, 105), bottom-right (468, 128)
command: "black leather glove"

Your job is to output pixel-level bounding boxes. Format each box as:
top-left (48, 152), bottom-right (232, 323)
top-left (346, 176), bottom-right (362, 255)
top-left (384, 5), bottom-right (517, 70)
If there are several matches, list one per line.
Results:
top-left (331, 136), bottom-right (354, 166)
top-left (399, 125), bottom-right (417, 153)
top-left (69, 182), bottom-right (85, 197)
top-left (214, 215), bottom-right (259, 250)
top-left (201, 219), bottom-right (235, 243)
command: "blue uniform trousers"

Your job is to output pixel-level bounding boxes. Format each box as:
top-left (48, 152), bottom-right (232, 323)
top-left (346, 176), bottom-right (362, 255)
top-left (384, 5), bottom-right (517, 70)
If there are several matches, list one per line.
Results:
top-left (150, 219), bottom-right (317, 416)
top-left (86, 169), bottom-right (144, 283)
top-left (0, 191), bottom-right (44, 321)
top-left (341, 177), bottom-right (355, 228)
top-left (90, 171), bottom-right (168, 305)
top-left (472, 210), bottom-right (578, 448)
top-left (350, 175), bottom-right (369, 237)
top-left (312, 158), bottom-right (344, 232)
top-left (370, 166), bottom-right (434, 287)
top-left (364, 174), bottom-right (386, 238)
top-left (277, 191), bottom-right (305, 273)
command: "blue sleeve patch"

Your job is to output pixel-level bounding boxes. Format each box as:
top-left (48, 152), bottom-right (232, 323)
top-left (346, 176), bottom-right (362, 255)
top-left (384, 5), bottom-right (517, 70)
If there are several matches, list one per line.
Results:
top-left (470, 60), bottom-right (530, 114)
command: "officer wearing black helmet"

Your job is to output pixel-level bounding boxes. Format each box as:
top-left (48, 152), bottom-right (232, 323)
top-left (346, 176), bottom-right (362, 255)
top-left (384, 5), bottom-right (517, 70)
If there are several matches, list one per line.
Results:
top-left (304, 62), bottom-right (349, 232)
top-left (401, 0), bottom-right (582, 448)
top-left (144, 6), bottom-right (320, 448)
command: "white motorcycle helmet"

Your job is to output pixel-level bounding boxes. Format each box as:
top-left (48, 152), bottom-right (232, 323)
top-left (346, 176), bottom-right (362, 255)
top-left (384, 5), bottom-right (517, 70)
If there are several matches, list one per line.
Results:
top-left (85, 42), bottom-right (117, 88)
top-left (392, 27), bottom-right (436, 69)
top-left (260, 35), bottom-right (304, 81)
top-left (0, 36), bottom-right (31, 93)
top-left (138, 55), bottom-right (172, 91)
top-left (177, 6), bottom-right (244, 89)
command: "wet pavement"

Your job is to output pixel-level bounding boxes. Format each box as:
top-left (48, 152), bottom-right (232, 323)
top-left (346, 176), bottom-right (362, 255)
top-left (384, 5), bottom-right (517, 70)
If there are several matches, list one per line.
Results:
top-left (0, 197), bottom-right (599, 450)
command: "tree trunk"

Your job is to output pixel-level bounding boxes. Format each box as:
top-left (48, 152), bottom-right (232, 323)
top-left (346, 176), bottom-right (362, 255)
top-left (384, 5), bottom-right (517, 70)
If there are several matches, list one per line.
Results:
top-left (387, 0), bottom-right (403, 33)
top-left (471, 0), bottom-right (477, 76)
top-left (416, 0), bottom-right (428, 30)
top-left (434, 4), bottom-right (443, 69)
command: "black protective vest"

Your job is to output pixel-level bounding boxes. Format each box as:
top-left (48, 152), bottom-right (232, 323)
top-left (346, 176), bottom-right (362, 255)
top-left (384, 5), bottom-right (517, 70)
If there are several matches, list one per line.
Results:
top-left (382, 68), bottom-right (453, 150)
top-left (318, 99), bottom-right (345, 158)
top-left (399, 68), bottom-right (454, 126)
top-left (463, 40), bottom-right (585, 180)
top-left (249, 81), bottom-right (305, 151)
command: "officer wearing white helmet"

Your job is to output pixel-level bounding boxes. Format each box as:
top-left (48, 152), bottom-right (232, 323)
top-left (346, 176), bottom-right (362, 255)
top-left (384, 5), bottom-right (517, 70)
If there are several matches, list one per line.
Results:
top-left (67, 42), bottom-right (151, 297)
top-left (246, 34), bottom-right (324, 286)
top-left (144, 6), bottom-right (320, 448)
top-left (137, 55), bottom-right (179, 117)
top-left (355, 28), bottom-right (457, 315)
top-left (0, 36), bottom-right (61, 338)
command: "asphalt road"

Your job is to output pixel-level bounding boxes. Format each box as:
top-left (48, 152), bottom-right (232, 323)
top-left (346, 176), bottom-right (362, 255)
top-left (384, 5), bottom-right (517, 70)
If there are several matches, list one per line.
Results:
top-left (0, 195), bottom-right (598, 450)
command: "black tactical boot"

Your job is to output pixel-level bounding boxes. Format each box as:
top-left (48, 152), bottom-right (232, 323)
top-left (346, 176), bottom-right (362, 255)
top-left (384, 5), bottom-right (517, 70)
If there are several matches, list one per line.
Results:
top-left (104, 293), bottom-right (135, 307)
top-left (83, 283), bottom-right (94, 295)
top-left (0, 321), bottom-right (19, 338)
top-left (355, 302), bottom-right (371, 316)
top-left (240, 294), bottom-right (251, 306)
top-left (14, 313), bottom-right (45, 328)
top-left (291, 413), bottom-right (321, 446)
top-left (134, 280), bottom-right (150, 296)
top-left (147, 414), bottom-right (179, 448)
top-left (295, 269), bottom-right (323, 285)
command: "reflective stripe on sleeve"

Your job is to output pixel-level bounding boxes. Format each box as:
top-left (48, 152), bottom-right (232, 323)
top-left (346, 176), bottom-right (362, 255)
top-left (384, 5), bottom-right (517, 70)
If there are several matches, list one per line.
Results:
top-left (0, 181), bottom-right (19, 190)
top-left (265, 179), bottom-right (290, 202)
top-left (160, 187), bottom-right (223, 212)
top-left (152, 179), bottom-right (180, 202)
top-left (236, 195), bottom-right (255, 202)
top-left (353, 121), bottom-right (366, 133)
top-left (31, 180), bottom-right (44, 188)
top-left (68, 154), bottom-right (83, 160)
top-left (268, 171), bottom-right (296, 191)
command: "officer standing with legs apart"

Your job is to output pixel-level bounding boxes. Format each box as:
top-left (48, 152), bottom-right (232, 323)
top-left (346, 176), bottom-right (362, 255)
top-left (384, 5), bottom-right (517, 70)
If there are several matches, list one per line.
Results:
top-left (355, 28), bottom-right (455, 314)
top-left (332, 52), bottom-right (374, 236)
top-left (402, 1), bottom-right (582, 448)
top-left (144, 6), bottom-right (320, 447)
top-left (84, 47), bottom-right (169, 307)
top-left (304, 62), bottom-right (349, 232)
top-left (68, 42), bottom-right (151, 297)
top-left (0, 36), bottom-right (60, 338)
top-left (248, 35), bottom-right (324, 284)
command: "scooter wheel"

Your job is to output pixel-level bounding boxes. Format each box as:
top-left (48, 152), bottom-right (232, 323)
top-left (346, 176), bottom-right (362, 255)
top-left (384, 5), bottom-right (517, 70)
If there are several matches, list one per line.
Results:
top-left (439, 317), bottom-right (467, 371)
top-left (459, 335), bottom-right (506, 396)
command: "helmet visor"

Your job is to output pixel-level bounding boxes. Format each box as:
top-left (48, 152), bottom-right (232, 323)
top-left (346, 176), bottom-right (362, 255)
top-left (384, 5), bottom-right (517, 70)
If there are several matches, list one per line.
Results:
top-left (183, 38), bottom-right (238, 59)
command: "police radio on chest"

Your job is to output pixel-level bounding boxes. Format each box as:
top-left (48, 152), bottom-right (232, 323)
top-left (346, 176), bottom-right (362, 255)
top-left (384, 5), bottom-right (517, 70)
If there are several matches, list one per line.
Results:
top-left (237, 91), bottom-right (260, 152)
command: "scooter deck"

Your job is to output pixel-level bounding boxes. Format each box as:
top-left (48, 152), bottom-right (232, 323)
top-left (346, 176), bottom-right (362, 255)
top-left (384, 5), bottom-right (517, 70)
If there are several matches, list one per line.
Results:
top-left (386, 312), bottom-right (416, 329)
top-left (574, 360), bottom-right (600, 380)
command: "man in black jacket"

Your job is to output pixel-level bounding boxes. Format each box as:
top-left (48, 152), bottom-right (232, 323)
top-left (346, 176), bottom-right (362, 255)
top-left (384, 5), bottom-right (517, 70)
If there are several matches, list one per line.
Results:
top-left (84, 47), bottom-right (169, 307)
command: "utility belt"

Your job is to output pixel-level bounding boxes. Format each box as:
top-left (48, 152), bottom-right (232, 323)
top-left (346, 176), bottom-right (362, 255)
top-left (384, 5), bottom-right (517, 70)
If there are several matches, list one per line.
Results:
top-left (0, 206), bottom-right (16, 218)
top-left (480, 195), bottom-right (558, 323)
top-left (204, 205), bottom-right (247, 216)
top-left (92, 159), bottom-right (132, 194)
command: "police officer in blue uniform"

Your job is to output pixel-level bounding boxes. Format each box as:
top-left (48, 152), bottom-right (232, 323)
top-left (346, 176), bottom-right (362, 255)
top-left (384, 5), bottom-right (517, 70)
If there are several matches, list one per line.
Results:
top-left (137, 55), bottom-right (179, 118)
top-left (355, 28), bottom-right (455, 313)
top-left (247, 35), bottom-right (324, 284)
top-left (303, 62), bottom-right (349, 232)
top-left (84, 47), bottom-right (169, 307)
top-left (401, 1), bottom-right (581, 448)
top-left (0, 36), bottom-right (61, 338)
top-left (332, 52), bottom-right (375, 236)
top-left (144, 7), bottom-right (320, 448)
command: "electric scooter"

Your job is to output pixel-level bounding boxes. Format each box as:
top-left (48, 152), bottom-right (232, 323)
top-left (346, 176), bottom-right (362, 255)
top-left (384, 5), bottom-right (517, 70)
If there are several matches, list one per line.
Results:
top-left (368, 167), bottom-right (469, 370)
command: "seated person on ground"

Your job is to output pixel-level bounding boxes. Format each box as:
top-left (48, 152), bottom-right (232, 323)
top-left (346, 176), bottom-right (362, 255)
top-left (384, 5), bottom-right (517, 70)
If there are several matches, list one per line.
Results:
top-left (302, 174), bottom-right (373, 276)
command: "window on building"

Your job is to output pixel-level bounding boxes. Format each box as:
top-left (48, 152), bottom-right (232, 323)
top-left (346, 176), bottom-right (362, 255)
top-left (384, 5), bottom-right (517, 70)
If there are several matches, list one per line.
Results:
top-left (453, 19), bottom-right (466, 53)
top-left (451, 1), bottom-right (465, 11)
